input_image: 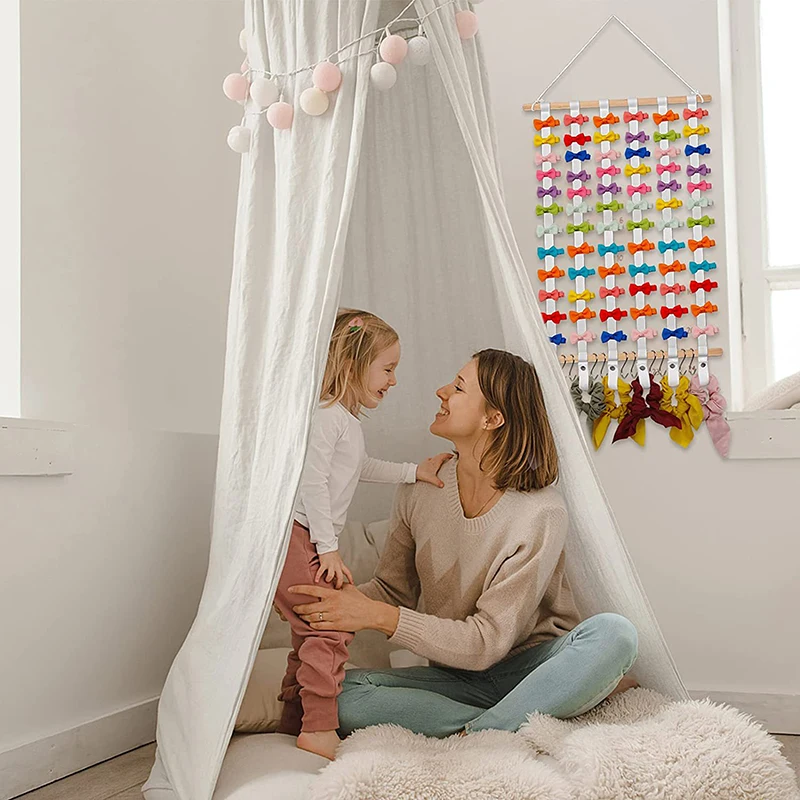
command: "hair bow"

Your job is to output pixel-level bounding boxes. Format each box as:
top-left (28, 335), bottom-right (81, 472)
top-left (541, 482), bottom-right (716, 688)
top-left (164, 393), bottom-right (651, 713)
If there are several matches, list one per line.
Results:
top-left (656, 197), bottom-right (683, 210)
top-left (597, 200), bottom-right (624, 212)
top-left (601, 329), bottom-right (627, 343)
top-left (660, 375), bottom-right (704, 448)
top-left (657, 162), bottom-right (681, 175)
top-left (565, 133), bottom-right (591, 146)
top-left (624, 164), bottom-right (652, 177)
top-left (537, 169), bottom-right (562, 181)
top-left (689, 373), bottom-right (730, 457)
top-left (566, 200), bottom-right (592, 215)
top-left (593, 113), bottom-right (620, 127)
top-left (599, 242), bottom-right (625, 256)
top-left (627, 218), bottom-right (655, 231)
top-left (564, 113), bottom-right (589, 125)
top-left (686, 164), bottom-right (711, 177)
top-left (691, 324), bottom-right (719, 337)
top-left (685, 143), bottom-right (711, 157)
top-left (658, 146), bottom-right (682, 158)
top-left (348, 316), bottom-right (364, 332)
top-left (570, 330), bottom-right (597, 344)
top-left (538, 185), bottom-right (562, 199)
top-left (631, 327), bottom-right (658, 340)
top-left (570, 308), bottom-right (596, 322)
top-left (537, 223), bottom-right (562, 238)
top-left (628, 262), bottom-right (656, 276)
top-left (654, 129), bottom-right (680, 142)
top-left (535, 134), bottom-right (560, 147)
top-left (691, 301), bottom-right (718, 316)
top-left (690, 279), bottom-right (718, 293)
top-left (627, 199), bottom-right (653, 212)
top-left (629, 282), bottom-right (657, 295)
top-left (596, 164), bottom-right (621, 177)
top-left (539, 288), bottom-right (565, 301)
top-left (569, 289), bottom-right (595, 303)
top-left (594, 148), bottom-right (622, 161)
top-left (568, 242), bottom-right (595, 258)
top-left (657, 219), bottom-right (685, 231)
top-left (549, 333), bottom-right (567, 345)
top-left (594, 131), bottom-right (621, 144)
top-left (689, 260), bottom-right (717, 274)
top-left (567, 169), bottom-right (591, 183)
top-left (628, 239), bottom-right (655, 254)
top-left (600, 308), bottom-right (628, 322)
top-left (657, 179), bottom-right (681, 192)
top-left (599, 263), bottom-right (625, 278)
top-left (662, 326), bottom-right (688, 339)
top-left (660, 282), bottom-right (686, 295)
top-left (627, 183), bottom-right (653, 196)
top-left (567, 221), bottom-right (594, 234)
top-left (597, 182), bottom-right (622, 196)
top-left (653, 109), bottom-right (679, 125)
top-left (688, 215), bottom-right (715, 228)
top-left (614, 376), bottom-right (682, 445)
top-left (597, 220), bottom-right (622, 233)
top-left (536, 203), bottom-right (563, 216)
top-left (624, 110), bottom-right (649, 123)
top-left (630, 304), bottom-right (657, 320)
top-left (592, 376), bottom-right (634, 448)
top-left (535, 152), bottom-right (562, 165)
top-left (688, 180), bottom-right (712, 193)
top-left (684, 107), bottom-right (709, 120)
top-left (534, 116), bottom-right (560, 131)
top-left (542, 311), bottom-right (567, 324)
top-left (568, 186), bottom-right (592, 199)
top-left (625, 131), bottom-right (650, 144)
top-left (689, 236), bottom-right (715, 251)
top-left (658, 240), bottom-right (686, 253)
top-left (625, 147), bottom-right (651, 159)
top-left (565, 150), bottom-right (591, 163)
top-left (661, 305), bottom-right (689, 318)
top-left (658, 260), bottom-right (687, 275)
top-left (568, 266), bottom-right (596, 279)
top-left (538, 245), bottom-right (565, 259)
top-left (600, 285), bottom-right (625, 298)
top-left (538, 266), bottom-right (565, 282)
top-left (684, 123), bottom-right (710, 137)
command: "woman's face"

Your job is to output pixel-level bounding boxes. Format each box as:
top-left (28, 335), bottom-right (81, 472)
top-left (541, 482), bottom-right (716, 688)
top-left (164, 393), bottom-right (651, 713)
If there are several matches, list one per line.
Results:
top-left (430, 359), bottom-right (490, 441)
top-left (361, 340), bottom-right (400, 410)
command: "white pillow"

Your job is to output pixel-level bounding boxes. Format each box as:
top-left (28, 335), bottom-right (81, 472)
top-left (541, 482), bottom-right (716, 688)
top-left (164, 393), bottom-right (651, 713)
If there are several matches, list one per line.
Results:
top-left (743, 370), bottom-right (800, 411)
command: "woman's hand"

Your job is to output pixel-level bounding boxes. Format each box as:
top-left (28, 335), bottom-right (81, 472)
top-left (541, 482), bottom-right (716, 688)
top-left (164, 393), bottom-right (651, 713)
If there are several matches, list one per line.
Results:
top-left (289, 583), bottom-right (399, 635)
top-left (316, 550), bottom-right (354, 589)
top-left (416, 452), bottom-right (454, 488)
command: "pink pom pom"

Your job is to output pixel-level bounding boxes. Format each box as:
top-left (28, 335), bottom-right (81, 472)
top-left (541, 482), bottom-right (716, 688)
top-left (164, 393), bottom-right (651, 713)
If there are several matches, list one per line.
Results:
top-left (240, 59), bottom-right (249, 74)
top-left (455, 10), bottom-right (479, 40)
top-left (313, 61), bottom-right (342, 92)
top-left (379, 34), bottom-right (409, 65)
top-left (266, 101), bottom-right (294, 130)
top-left (222, 73), bottom-right (249, 102)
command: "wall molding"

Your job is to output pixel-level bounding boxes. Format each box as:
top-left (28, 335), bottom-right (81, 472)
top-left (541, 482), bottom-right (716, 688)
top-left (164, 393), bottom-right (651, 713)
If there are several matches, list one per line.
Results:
top-left (689, 689), bottom-right (800, 735)
top-left (0, 697), bottom-right (158, 800)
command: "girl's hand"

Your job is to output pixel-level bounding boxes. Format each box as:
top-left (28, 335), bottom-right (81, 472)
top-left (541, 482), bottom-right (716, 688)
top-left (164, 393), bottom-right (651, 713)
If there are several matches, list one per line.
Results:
top-left (316, 550), bottom-right (354, 590)
top-left (415, 452), bottom-right (454, 488)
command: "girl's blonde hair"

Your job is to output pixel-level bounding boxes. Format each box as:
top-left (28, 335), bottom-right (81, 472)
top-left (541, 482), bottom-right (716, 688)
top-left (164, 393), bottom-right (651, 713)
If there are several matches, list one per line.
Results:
top-left (320, 308), bottom-right (399, 416)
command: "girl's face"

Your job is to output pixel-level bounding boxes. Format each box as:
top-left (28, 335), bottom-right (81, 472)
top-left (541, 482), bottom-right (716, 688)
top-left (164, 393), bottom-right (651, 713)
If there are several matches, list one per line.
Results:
top-left (361, 340), bottom-right (401, 409)
top-left (430, 359), bottom-right (494, 441)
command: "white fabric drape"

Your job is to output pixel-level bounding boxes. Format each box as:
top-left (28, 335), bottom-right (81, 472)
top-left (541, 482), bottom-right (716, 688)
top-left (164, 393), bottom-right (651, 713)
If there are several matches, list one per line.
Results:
top-left (145, 3), bottom-right (687, 798)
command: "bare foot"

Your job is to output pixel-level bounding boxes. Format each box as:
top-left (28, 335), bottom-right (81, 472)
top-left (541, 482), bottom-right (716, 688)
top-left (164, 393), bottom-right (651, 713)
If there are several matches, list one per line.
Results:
top-left (296, 730), bottom-right (341, 761)
top-left (456, 728), bottom-right (467, 737)
top-left (608, 675), bottom-right (639, 698)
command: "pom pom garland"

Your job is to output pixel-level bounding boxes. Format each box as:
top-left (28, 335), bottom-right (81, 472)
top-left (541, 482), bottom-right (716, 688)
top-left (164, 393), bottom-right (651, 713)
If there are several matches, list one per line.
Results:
top-left (227, 125), bottom-right (251, 153)
top-left (379, 34), bottom-right (408, 65)
top-left (239, 29), bottom-right (248, 53)
top-left (222, 73), bottom-right (249, 102)
top-left (455, 10), bottom-right (479, 40)
top-left (249, 77), bottom-right (279, 109)
top-left (266, 102), bottom-right (294, 130)
top-left (407, 36), bottom-right (432, 66)
top-left (370, 62), bottom-right (397, 91)
top-left (300, 87), bottom-right (330, 116)
top-left (313, 61), bottom-right (342, 92)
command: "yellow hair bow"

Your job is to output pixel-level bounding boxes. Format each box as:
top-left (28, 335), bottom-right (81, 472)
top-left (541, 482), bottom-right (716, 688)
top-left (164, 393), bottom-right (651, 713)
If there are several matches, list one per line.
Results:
top-left (593, 130), bottom-right (621, 144)
top-left (592, 377), bottom-right (635, 449)
top-left (656, 197), bottom-right (683, 210)
top-left (568, 289), bottom-right (595, 303)
top-left (659, 375), bottom-right (704, 447)
top-left (535, 133), bottom-right (561, 146)
top-left (683, 124), bottom-right (710, 138)
top-left (624, 163), bottom-right (652, 177)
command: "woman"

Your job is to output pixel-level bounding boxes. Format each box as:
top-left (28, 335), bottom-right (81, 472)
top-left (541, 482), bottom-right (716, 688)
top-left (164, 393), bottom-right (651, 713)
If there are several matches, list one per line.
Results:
top-left (288, 349), bottom-right (638, 753)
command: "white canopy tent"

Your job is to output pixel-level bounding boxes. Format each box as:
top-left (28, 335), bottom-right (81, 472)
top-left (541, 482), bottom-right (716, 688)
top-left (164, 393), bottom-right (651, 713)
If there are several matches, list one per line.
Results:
top-left (144, 2), bottom-right (687, 798)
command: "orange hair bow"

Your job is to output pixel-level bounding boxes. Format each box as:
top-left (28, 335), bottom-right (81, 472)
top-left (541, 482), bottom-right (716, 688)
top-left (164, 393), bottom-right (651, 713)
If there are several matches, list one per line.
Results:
top-left (537, 267), bottom-right (566, 282)
top-left (568, 242), bottom-right (595, 258)
top-left (628, 239), bottom-right (655, 254)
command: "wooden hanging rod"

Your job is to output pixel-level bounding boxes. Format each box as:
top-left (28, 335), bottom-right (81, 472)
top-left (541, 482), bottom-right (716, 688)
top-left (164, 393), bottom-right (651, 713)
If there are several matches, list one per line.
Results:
top-left (523, 94), bottom-right (712, 112)
top-left (558, 347), bottom-right (723, 365)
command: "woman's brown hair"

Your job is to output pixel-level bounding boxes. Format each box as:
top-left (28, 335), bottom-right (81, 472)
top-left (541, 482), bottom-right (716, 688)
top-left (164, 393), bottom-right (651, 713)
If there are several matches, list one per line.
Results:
top-left (320, 308), bottom-right (399, 416)
top-left (472, 348), bottom-right (559, 491)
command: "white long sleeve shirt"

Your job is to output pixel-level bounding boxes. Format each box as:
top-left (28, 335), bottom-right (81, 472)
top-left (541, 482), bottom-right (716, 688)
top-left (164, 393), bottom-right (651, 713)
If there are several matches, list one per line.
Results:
top-left (294, 402), bottom-right (417, 555)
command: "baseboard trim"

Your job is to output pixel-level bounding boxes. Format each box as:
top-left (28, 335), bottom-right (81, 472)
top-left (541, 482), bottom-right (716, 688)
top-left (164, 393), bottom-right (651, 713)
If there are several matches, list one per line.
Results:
top-left (689, 690), bottom-right (800, 734)
top-left (0, 696), bottom-right (158, 800)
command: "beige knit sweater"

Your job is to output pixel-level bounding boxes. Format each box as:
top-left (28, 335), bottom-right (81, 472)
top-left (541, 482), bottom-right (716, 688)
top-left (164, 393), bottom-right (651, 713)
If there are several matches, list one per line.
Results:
top-left (358, 458), bottom-right (580, 671)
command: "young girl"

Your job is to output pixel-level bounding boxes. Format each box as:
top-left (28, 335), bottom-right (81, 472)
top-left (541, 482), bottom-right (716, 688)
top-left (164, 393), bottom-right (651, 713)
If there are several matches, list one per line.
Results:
top-left (272, 308), bottom-right (451, 761)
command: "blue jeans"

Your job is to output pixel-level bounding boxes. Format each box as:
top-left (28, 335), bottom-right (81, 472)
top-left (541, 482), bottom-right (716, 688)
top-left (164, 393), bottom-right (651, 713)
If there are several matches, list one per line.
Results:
top-left (337, 613), bottom-right (637, 738)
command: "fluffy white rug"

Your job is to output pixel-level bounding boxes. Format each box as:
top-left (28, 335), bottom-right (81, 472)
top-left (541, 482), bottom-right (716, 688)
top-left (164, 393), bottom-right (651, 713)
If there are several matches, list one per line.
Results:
top-left (311, 689), bottom-right (800, 800)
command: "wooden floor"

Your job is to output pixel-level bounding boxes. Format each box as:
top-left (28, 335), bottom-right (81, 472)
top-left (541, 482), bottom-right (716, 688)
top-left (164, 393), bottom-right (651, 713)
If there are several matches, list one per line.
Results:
top-left (16, 736), bottom-right (800, 799)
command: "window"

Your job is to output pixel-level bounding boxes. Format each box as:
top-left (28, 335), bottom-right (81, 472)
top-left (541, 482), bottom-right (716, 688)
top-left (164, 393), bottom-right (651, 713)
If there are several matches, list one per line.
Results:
top-left (1, 0), bottom-right (20, 417)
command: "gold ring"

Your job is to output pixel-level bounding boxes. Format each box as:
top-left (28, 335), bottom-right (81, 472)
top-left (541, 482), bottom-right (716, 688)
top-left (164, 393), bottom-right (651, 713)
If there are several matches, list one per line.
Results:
top-left (318, 612), bottom-right (323, 621)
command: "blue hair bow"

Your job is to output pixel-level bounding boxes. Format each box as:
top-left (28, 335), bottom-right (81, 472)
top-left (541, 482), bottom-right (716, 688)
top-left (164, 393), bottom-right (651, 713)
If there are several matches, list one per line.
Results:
top-left (689, 260), bottom-right (717, 274)
top-left (629, 262), bottom-right (656, 277)
top-left (598, 242), bottom-right (625, 256)
top-left (538, 245), bottom-right (565, 259)
top-left (549, 333), bottom-right (567, 345)
top-left (601, 330), bottom-right (627, 343)
top-left (662, 327), bottom-right (688, 340)
top-left (685, 143), bottom-right (711, 157)
top-left (565, 150), bottom-right (591, 163)
top-left (625, 146), bottom-right (651, 159)
top-left (657, 240), bottom-right (686, 254)
top-left (569, 266), bottom-right (596, 280)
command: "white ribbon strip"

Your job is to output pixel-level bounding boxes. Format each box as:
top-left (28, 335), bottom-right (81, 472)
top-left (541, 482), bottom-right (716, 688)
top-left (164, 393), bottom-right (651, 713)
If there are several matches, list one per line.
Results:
top-left (539, 102), bottom-right (557, 342)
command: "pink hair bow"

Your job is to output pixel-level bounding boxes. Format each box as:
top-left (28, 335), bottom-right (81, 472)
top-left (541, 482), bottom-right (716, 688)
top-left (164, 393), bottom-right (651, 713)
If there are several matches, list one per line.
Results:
top-left (594, 148), bottom-right (621, 161)
top-left (691, 324), bottom-right (719, 337)
top-left (660, 282), bottom-right (686, 295)
top-left (539, 288), bottom-right (565, 301)
top-left (688, 180), bottom-right (712, 192)
top-left (631, 327), bottom-right (658, 340)
top-left (568, 186), bottom-right (592, 199)
top-left (570, 330), bottom-right (597, 344)
top-left (689, 374), bottom-right (731, 457)
top-left (627, 183), bottom-right (653, 196)
top-left (599, 286), bottom-right (625, 299)
top-left (596, 164), bottom-right (621, 177)
top-left (657, 146), bottom-right (681, 158)
top-left (537, 168), bottom-right (562, 180)
top-left (657, 162), bottom-right (681, 175)
top-left (536, 152), bottom-right (562, 165)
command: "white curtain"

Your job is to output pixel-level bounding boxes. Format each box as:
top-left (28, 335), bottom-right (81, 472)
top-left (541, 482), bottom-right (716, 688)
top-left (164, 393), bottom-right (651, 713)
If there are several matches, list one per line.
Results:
top-left (145, 3), bottom-right (686, 798)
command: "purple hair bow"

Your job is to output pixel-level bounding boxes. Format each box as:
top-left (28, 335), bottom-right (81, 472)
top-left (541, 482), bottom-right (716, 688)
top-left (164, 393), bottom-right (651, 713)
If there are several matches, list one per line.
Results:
top-left (597, 182), bottom-right (622, 195)
top-left (657, 179), bottom-right (682, 192)
top-left (537, 185), bottom-right (562, 199)
top-left (687, 164), bottom-right (711, 177)
top-left (567, 169), bottom-right (591, 182)
top-left (626, 130), bottom-right (650, 144)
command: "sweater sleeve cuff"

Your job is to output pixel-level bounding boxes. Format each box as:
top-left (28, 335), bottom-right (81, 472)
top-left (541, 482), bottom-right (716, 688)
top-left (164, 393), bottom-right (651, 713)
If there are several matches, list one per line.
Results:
top-left (403, 463), bottom-right (418, 484)
top-left (388, 606), bottom-right (426, 650)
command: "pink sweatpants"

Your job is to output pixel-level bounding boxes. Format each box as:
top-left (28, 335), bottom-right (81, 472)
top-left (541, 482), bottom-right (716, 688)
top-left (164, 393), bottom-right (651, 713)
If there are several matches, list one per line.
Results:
top-left (273, 521), bottom-right (354, 734)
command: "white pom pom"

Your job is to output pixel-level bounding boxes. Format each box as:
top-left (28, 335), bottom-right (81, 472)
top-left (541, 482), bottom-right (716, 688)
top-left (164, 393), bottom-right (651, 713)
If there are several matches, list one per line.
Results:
top-left (407, 36), bottom-right (431, 66)
top-left (239, 29), bottom-right (248, 53)
top-left (250, 77), bottom-right (279, 109)
top-left (370, 61), bottom-right (397, 91)
top-left (299, 87), bottom-right (330, 116)
top-left (227, 125), bottom-right (251, 153)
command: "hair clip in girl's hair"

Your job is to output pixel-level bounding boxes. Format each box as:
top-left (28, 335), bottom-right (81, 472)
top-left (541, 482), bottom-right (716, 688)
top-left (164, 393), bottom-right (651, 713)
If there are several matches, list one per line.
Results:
top-left (348, 316), bottom-right (364, 333)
